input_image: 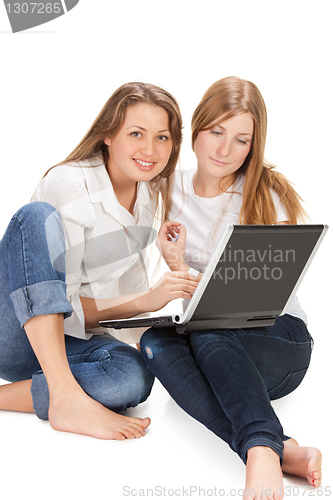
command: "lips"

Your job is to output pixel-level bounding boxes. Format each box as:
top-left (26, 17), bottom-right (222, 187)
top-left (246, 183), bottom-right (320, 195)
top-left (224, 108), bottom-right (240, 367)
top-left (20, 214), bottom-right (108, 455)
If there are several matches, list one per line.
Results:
top-left (210, 157), bottom-right (228, 166)
top-left (133, 158), bottom-right (157, 171)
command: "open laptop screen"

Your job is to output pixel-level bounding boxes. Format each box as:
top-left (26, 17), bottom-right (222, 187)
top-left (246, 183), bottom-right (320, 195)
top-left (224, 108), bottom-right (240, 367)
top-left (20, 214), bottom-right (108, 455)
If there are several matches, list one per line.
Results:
top-left (192, 225), bottom-right (325, 320)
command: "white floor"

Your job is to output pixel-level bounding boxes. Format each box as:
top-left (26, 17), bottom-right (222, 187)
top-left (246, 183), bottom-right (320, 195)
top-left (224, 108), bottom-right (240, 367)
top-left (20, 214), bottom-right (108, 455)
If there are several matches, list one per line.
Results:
top-left (1, 309), bottom-right (332, 500)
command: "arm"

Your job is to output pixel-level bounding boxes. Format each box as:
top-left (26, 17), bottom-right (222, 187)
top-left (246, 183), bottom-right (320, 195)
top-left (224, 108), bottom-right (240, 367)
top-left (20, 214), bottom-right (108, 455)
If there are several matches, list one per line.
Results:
top-left (80, 269), bottom-right (200, 329)
top-left (34, 169), bottom-right (200, 332)
top-left (157, 221), bottom-right (203, 278)
top-left (158, 220), bottom-right (291, 276)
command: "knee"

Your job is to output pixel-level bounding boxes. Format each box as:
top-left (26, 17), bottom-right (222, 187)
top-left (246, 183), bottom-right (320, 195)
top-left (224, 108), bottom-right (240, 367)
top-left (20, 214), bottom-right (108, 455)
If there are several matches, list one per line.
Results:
top-left (11, 202), bottom-right (66, 274)
top-left (97, 346), bottom-right (155, 410)
top-left (140, 330), bottom-right (153, 365)
top-left (140, 328), bottom-right (166, 365)
top-left (13, 202), bottom-right (59, 226)
top-left (189, 329), bottom-right (238, 363)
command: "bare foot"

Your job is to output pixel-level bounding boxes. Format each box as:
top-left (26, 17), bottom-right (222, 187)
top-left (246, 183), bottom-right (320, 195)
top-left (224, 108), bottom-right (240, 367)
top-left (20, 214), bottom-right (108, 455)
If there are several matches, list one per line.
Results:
top-left (283, 438), bottom-right (322, 488)
top-left (49, 385), bottom-right (151, 440)
top-left (244, 446), bottom-right (283, 500)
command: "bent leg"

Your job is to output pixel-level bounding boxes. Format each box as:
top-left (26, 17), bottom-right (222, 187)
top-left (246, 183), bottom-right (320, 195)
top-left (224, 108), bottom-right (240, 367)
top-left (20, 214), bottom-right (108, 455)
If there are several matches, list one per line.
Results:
top-left (235, 314), bottom-right (313, 400)
top-left (0, 202), bottom-right (72, 383)
top-left (0, 202), bottom-right (72, 413)
top-left (0, 203), bottom-right (150, 439)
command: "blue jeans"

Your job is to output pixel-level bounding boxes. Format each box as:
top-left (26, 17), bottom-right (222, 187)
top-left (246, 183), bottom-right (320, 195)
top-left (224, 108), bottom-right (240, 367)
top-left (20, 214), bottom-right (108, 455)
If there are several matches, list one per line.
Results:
top-left (0, 202), bottom-right (154, 419)
top-left (140, 315), bottom-right (313, 463)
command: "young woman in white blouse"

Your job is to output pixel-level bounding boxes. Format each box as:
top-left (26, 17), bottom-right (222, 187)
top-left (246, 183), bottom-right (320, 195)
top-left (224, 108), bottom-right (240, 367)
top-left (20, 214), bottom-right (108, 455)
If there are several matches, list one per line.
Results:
top-left (0, 82), bottom-right (198, 440)
top-left (141, 77), bottom-right (322, 499)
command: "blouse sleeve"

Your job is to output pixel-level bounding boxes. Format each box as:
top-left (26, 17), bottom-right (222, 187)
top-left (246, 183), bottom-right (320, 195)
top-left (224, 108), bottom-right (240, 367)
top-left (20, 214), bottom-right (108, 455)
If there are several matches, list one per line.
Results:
top-left (111, 250), bottom-right (151, 344)
top-left (32, 166), bottom-right (96, 339)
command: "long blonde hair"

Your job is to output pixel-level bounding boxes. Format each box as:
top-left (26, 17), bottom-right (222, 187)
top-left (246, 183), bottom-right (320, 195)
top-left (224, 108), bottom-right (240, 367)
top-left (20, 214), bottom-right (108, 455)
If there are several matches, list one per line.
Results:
top-left (191, 77), bottom-right (307, 224)
top-left (45, 82), bottom-right (183, 221)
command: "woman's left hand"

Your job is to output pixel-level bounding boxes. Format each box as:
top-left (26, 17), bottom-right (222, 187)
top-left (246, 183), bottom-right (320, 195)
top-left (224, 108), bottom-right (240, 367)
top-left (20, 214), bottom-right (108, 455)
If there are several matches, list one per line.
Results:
top-left (156, 221), bottom-right (189, 273)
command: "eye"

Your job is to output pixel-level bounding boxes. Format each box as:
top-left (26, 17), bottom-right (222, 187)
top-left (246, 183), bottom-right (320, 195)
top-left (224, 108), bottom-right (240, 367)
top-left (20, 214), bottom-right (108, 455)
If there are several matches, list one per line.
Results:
top-left (158, 135), bottom-right (170, 141)
top-left (236, 138), bottom-right (249, 145)
top-left (210, 129), bottom-right (222, 136)
top-left (130, 131), bottom-right (142, 138)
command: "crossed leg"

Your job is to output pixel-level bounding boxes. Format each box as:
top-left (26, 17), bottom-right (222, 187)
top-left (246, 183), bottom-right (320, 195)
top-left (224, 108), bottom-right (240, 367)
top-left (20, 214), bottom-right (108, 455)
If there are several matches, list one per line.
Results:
top-left (0, 314), bottom-right (151, 440)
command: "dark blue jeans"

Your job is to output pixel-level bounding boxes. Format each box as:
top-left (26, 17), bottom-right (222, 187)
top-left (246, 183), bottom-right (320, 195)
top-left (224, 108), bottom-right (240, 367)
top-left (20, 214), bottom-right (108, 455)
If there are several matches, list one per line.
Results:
top-left (140, 315), bottom-right (313, 463)
top-left (0, 202), bottom-right (154, 419)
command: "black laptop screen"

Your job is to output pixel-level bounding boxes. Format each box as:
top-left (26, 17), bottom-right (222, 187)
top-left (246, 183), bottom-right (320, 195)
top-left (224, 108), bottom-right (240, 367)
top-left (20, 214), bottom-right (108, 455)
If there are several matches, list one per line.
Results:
top-left (193, 225), bottom-right (324, 319)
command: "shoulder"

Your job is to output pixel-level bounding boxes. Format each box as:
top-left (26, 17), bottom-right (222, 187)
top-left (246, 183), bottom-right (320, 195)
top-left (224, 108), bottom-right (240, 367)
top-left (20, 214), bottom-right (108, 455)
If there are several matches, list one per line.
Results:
top-left (176, 168), bottom-right (194, 181)
top-left (270, 189), bottom-right (288, 221)
top-left (270, 188), bottom-right (282, 205)
top-left (41, 155), bottom-right (104, 187)
top-left (33, 164), bottom-right (87, 204)
top-left (232, 174), bottom-right (245, 192)
top-left (33, 155), bottom-right (106, 200)
top-left (32, 160), bottom-right (99, 226)
top-left (41, 163), bottom-right (86, 187)
top-left (173, 168), bottom-right (194, 193)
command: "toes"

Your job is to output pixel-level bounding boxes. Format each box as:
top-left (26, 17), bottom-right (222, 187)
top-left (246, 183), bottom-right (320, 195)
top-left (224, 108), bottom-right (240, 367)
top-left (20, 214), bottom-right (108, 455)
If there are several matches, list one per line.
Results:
top-left (113, 431), bottom-right (126, 440)
top-left (118, 427), bottom-right (137, 440)
top-left (307, 463), bottom-right (322, 487)
top-left (120, 424), bottom-right (147, 439)
top-left (141, 417), bottom-right (151, 428)
top-left (125, 416), bottom-right (151, 429)
top-left (312, 478), bottom-right (322, 488)
top-left (307, 471), bottom-right (322, 488)
top-left (127, 425), bottom-right (146, 439)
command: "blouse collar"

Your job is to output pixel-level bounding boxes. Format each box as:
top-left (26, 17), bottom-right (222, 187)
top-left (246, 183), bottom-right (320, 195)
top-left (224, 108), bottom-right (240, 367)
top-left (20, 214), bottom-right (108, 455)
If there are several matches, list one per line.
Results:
top-left (77, 154), bottom-right (152, 225)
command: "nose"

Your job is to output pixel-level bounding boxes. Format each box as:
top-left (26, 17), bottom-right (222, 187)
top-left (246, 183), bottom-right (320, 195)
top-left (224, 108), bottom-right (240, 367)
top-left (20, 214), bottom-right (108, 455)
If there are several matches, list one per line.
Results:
top-left (217, 138), bottom-right (231, 157)
top-left (140, 137), bottom-right (154, 157)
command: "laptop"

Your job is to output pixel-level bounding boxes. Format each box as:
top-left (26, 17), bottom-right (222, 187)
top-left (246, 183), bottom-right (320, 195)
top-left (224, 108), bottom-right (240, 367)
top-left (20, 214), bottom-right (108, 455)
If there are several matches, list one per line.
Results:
top-left (99, 224), bottom-right (328, 334)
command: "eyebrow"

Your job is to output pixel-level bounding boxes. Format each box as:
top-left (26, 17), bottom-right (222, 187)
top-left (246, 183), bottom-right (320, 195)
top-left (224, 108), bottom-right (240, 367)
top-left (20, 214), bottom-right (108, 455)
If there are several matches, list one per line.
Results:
top-left (127, 126), bottom-right (170, 133)
top-left (215, 124), bottom-right (252, 137)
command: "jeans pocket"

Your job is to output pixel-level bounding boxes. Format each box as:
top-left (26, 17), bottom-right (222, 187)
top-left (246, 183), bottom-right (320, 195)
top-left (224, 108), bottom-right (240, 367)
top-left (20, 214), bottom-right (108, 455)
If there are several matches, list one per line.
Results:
top-left (268, 368), bottom-right (308, 400)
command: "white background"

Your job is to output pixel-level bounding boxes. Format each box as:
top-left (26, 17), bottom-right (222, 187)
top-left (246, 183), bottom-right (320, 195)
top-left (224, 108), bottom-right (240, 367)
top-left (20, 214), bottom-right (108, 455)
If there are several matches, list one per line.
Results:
top-left (0, 1), bottom-right (332, 498)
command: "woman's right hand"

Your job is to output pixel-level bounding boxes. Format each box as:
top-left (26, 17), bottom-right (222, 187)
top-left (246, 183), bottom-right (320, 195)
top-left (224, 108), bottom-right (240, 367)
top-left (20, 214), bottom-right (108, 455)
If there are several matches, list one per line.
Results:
top-left (156, 221), bottom-right (189, 273)
top-left (144, 270), bottom-right (200, 312)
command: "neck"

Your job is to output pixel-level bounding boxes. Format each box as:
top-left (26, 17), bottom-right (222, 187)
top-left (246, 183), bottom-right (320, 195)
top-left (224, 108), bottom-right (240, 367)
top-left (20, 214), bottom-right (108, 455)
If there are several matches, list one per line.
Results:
top-left (105, 163), bottom-right (137, 215)
top-left (193, 169), bottom-right (236, 198)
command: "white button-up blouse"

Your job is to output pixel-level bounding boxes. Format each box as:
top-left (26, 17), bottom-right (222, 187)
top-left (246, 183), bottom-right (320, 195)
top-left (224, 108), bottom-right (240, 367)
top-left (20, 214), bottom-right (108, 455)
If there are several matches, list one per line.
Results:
top-left (32, 154), bottom-right (156, 344)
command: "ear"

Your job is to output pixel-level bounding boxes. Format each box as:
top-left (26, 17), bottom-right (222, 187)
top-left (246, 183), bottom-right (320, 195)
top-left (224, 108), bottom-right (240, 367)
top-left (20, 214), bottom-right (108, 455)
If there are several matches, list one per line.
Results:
top-left (104, 137), bottom-right (112, 146)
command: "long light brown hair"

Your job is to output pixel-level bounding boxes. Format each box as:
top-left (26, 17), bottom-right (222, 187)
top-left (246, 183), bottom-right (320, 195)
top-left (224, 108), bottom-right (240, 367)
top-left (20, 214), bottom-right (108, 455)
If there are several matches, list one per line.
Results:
top-left (191, 77), bottom-right (307, 224)
top-left (45, 82), bottom-right (183, 222)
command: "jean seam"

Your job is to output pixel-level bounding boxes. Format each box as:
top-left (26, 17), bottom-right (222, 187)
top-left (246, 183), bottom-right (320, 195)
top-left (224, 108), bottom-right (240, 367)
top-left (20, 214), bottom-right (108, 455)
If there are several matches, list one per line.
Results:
top-left (22, 286), bottom-right (34, 318)
top-left (237, 333), bottom-right (311, 346)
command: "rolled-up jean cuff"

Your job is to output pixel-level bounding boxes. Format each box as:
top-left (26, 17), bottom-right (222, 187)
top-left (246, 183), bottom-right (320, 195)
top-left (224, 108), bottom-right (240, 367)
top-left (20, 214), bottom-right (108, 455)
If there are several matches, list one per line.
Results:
top-left (31, 371), bottom-right (50, 420)
top-left (242, 437), bottom-right (284, 465)
top-left (10, 280), bottom-right (73, 327)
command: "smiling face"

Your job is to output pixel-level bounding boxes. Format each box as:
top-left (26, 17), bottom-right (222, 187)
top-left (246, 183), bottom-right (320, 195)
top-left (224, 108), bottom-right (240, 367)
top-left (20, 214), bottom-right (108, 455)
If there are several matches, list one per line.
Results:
top-left (194, 112), bottom-right (254, 184)
top-left (104, 103), bottom-right (173, 186)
